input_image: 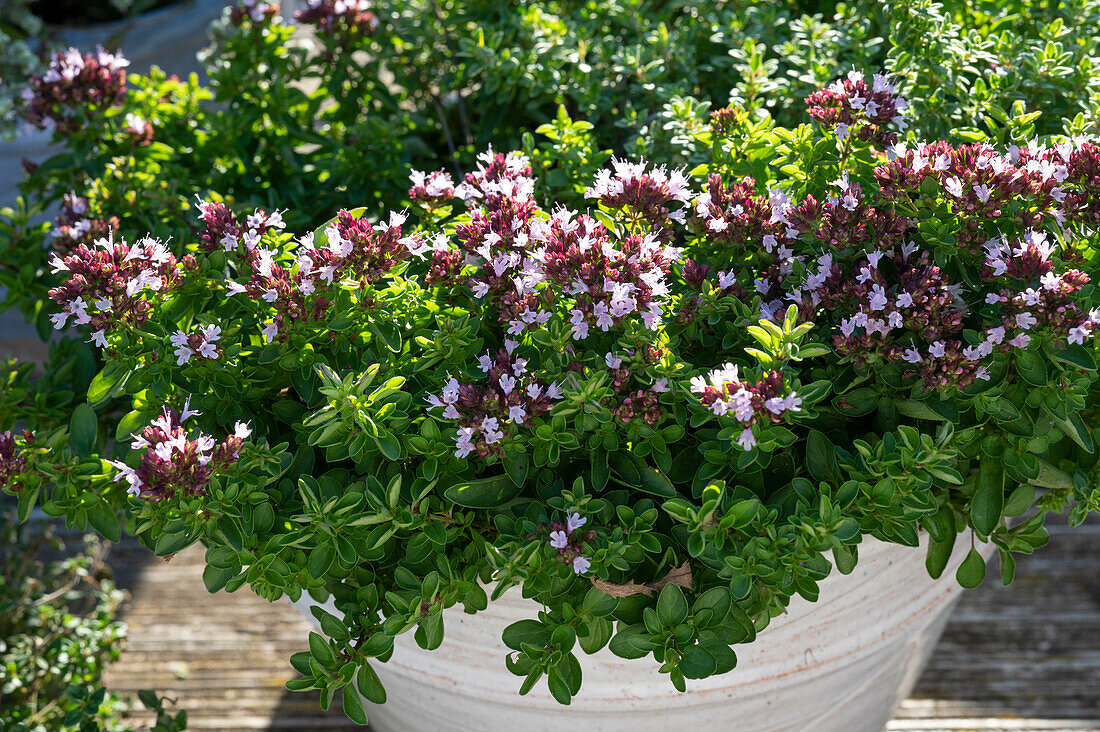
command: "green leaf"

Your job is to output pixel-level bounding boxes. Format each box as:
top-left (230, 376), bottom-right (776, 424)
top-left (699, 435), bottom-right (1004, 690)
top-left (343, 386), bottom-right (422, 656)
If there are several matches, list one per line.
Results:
top-left (578, 617), bottom-right (613, 654)
top-left (373, 432), bottom-right (404, 461)
top-left (970, 459), bottom-right (1004, 537)
top-left (608, 451), bottom-right (642, 486)
top-left (956, 548), bottom-right (986, 588)
top-left (608, 625), bottom-right (651, 659)
top-left (86, 498), bottom-right (121, 543)
top-left (369, 320), bottom-right (403, 353)
top-left (656, 583), bottom-right (689, 627)
top-left (309, 632), bottom-right (337, 669)
top-left (834, 388), bottom-right (878, 416)
top-left (896, 399), bottom-right (952, 422)
top-left (70, 404), bottom-right (98, 456)
top-left (341, 685), bottom-right (369, 725)
top-left (87, 363), bottom-right (131, 407)
top-left (998, 547), bottom-right (1016, 585)
top-left (1047, 410), bottom-right (1095, 454)
top-left (1052, 344), bottom-right (1096, 371)
top-left (547, 667), bottom-right (572, 705)
top-left (1003, 484), bottom-right (1035, 517)
top-left (636, 466), bottom-right (677, 498)
top-left (308, 543), bottom-right (336, 579)
top-left (444, 474), bottom-right (522, 508)
top-left (925, 530), bottom-right (956, 580)
top-left (502, 619), bottom-right (550, 651)
top-left (680, 644), bottom-right (717, 679)
top-left (153, 530), bottom-right (195, 556)
top-left (503, 446), bottom-right (529, 487)
top-left (203, 564), bottom-right (236, 593)
top-left (355, 663), bottom-right (386, 704)
top-left (692, 587), bottom-right (731, 628)
top-left (805, 430), bottom-right (839, 483)
top-left (1014, 350), bottom-right (1047, 386)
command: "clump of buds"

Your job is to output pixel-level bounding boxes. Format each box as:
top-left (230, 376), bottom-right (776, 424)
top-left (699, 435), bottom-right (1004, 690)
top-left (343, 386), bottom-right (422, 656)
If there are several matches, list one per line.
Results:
top-left (0, 431), bottom-right (31, 492)
top-left (109, 399), bottom-right (251, 501)
top-left (806, 71), bottom-right (908, 147)
top-left (586, 158), bottom-right (692, 233)
top-left (409, 169), bottom-right (457, 210)
top-left (48, 234), bottom-right (181, 348)
top-left (427, 348), bottom-right (563, 459)
top-left (691, 364), bottom-right (802, 450)
top-left (21, 47), bottom-right (129, 134)
top-left (295, 0), bottom-right (379, 35)
top-left (53, 192), bottom-right (119, 255)
top-left (231, 0), bottom-right (280, 25)
top-left (546, 512), bottom-right (593, 574)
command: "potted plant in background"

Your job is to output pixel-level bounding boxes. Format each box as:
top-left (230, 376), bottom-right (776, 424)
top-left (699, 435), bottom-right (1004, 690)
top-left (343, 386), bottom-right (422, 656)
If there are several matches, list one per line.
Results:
top-left (4, 60), bottom-right (1100, 730)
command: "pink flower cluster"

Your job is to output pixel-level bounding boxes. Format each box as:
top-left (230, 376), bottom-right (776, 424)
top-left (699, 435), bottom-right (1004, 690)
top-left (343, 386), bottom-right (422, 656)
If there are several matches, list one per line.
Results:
top-left (196, 200), bottom-right (285, 253)
top-left (122, 112), bottom-right (154, 145)
top-left (787, 173), bottom-right (909, 254)
top-left (539, 210), bottom-right (679, 339)
top-left (48, 234), bottom-right (182, 349)
top-left (427, 347), bottom-right (563, 458)
top-left (547, 512), bottom-right (592, 575)
top-left (690, 364), bottom-right (802, 450)
top-left (425, 153), bottom-right (682, 339)
top-left (586, 158), bottom-right (692, 234)
top-left (409, 169), bottom-right (457, 209)
top-left (171, 325), bottom-right (223, 365)
top-left (108, 399), bottom-right (251, 501)
top-left (295, 0), bottom-right (380, 34)
top-left (21, 47), bottom-right (129, 134)
top-left (805, 71), bottom-right (909, 147)
top-left (52, 192), bottom-right (118, 255)
top-left (203, 199), bottom-right (425, 343)
top-left (799, 235), bottom-right (1092, 389)
top-left (231, 0), bottom-right (280, 25)
top-left (875, 141), bottom-right (1067, 252)
top-left (603, 351), bottom-right (669, 427)
top-left (300, 209), bottom-right (420, 288)
top-left (0, 431), bottom-right (30, 491)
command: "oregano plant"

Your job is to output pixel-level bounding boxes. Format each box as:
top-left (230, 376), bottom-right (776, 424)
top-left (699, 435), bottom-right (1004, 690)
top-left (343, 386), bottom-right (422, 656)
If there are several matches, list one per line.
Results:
top-left (4, 69), bottom-right (1100, 721)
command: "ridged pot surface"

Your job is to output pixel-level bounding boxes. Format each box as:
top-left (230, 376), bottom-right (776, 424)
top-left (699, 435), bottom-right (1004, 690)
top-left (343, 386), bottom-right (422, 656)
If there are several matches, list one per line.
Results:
top-left (293, 535), bottom-right (981, 732)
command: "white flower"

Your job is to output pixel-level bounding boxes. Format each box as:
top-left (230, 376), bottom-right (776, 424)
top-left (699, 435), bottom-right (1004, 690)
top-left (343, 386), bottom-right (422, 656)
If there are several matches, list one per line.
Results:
top-left (549, 530), bottom-right (569, 549)
top-left (454, 427), bottom-right (476, 458)
top-left (234, 421), bottom-right (253, 439)
top-left (736, 428), bottom-right (756, 452)
top-left (262, 322), bottom-right (279, 343)
top-left (1015, 312), bottom-right (1037, 330)
top-left (1069, 325), bottom-right (1090, 345)
top-left (564, 513), bottom-right (586, 534)
top-left (572, 556), bottom-right (591, 575)
top-left (868, 284), bottom-right (888, 311)
top-left (943, 176), bottom-right (964, 198)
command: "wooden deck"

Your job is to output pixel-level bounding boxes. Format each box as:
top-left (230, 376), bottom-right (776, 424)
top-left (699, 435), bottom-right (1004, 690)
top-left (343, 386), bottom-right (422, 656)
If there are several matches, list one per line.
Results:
top-left (96, 517), bottom-right (1100, 731)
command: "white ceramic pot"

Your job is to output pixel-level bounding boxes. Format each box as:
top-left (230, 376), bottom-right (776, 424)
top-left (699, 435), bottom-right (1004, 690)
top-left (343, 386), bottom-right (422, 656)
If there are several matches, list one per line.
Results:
top-left (292, 534), bottom-right (986, 732)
